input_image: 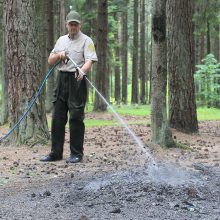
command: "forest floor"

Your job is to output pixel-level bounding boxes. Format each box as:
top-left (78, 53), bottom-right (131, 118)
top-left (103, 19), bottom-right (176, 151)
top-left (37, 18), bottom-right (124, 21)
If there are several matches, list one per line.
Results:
top-left (0, 112), bottom-right (220, 220)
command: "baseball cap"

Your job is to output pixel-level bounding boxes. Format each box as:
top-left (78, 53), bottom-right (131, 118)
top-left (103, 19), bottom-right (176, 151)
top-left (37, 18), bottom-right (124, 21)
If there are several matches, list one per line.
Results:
top-left (66, 10), bottom-right (81, 23)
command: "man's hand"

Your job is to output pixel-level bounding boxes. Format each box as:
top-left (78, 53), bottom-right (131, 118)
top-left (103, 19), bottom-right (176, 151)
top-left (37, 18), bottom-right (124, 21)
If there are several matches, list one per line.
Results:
top-left (75, 71), bottom-right (85, 81)
top-left (59, 51), bottom-right (67, 61)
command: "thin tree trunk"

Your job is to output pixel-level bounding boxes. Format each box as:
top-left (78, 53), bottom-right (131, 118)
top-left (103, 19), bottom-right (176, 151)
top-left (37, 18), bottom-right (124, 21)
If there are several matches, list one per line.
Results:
top-left (36, 0), bottom-right (47, 117)
top-left (213, 25), bottom-right (220, 61)
top-left (94, 0), bottom-right (108, 111)
top-left (145, 0), bottom-right (150, 104)
top-left (151, 0), bottom-right (174, 147)
top-left (114, 14), bottom-right (121, 104)
top-left (206, 21), bottom-right (211, 54)
top-left (167, 0), bottom-right (198, 133)
top-left (60, 0), bottom-right (66, 36)
top-left (148, 34), bottom-right (152, 104)
top-left (121, 1), bottom-right (128, 104)
top-left (4, 0), bottom-right (49, 145)
top-left (0, 24), bottom-right (8, 125)
top-left (131, 0), bottom-right (139, 104)
top-left (200, 34), bottom-right (205, 61)
top-left (140, 0), bottom-right (146, 104)
top-left (46, 0), bottom-right (55, 113)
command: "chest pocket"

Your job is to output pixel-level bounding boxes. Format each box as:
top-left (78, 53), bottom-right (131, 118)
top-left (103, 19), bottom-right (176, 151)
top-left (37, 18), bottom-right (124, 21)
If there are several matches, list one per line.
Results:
top-left (69, 46), bottom-right (84, 63)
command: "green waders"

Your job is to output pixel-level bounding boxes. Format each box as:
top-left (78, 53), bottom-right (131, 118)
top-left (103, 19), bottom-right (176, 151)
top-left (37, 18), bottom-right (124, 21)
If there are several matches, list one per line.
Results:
top-left (50, 71), bottom-right (87, 158)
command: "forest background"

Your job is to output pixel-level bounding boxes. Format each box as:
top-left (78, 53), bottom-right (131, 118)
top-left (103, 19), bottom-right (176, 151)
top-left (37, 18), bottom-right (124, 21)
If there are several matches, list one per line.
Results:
top-left (0, 0), bottom-right (220, 147)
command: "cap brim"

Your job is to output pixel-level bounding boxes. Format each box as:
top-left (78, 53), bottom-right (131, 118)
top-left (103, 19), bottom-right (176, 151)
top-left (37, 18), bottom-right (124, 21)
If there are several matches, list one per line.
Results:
top-left (67, 19), bottom-right (80, 23)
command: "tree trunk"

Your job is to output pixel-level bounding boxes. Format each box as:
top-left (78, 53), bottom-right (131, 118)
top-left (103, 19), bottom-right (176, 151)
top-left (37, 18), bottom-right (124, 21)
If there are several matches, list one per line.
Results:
top-left (93, 0), bottom-right (108, 111)
top-left (145, 0), bottom-right (150, 104)
top-left (167, 0), bottom-right (198, 133)
top-left (148, 33), bottom-right (153, 105)
top-left (4, 0), bottom-right (49, 145)
top-left (206, 21), bottom-right (211, 54)
top-left (213, 25), bottom-right (220, 61)
top-left (45, 0), bottom-right (55, 113)
top-left (114, 14), bottom-right (121, 104)
top-left (60, 0), bottom-right (66, 36)
top-left (140, 0), bottom-right (146, 104)
top-left (36, 0), bottom-right (47, 116)
top-left (131, 0), bottom-right (139, 104)
top-left (121, 1), bottom-right (128, 104)
top-left (151, 0), bottom-right (174, 147)
top-left (83, 0), bottom-right (97, 104)
top-left (0, 10), bottom-right (8, 125)
top-left (199, 34), bottom-right (205, 61)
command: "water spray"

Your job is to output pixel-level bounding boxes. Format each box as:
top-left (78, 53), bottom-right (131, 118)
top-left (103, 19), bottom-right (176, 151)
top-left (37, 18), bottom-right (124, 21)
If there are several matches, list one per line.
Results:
top-left (67, 55), bottom-right (157, 166)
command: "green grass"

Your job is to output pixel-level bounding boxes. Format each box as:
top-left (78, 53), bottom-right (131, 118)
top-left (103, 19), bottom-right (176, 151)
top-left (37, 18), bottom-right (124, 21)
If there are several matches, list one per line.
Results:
top-left (84, 105), bottom-right (220, 127)
top-left (85, 119), bottom-right (118, 127)
top-left (110, 104), bottom-right (151, 116)
top-left (5, 104), bottom-right (220, 130)
top-left (47, 105), bottom-right (220, 128)
top-left (197, 107), bottom-right (220, 121)
top-left (85, 103), bottom-right (151, 116)
top-left (85, 119), bottom-right (149, 127)
top-left (47, 116), bottom-right (149, 128)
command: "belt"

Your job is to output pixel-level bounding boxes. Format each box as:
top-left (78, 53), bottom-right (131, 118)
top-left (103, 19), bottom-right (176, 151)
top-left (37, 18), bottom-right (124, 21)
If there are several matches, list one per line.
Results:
top-left (60, 71), bottom-right (76, 74)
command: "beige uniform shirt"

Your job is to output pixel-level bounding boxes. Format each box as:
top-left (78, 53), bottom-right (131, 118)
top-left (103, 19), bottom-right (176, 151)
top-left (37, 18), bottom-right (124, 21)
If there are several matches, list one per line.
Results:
top-left (52, 31), bottom-right (98, 72)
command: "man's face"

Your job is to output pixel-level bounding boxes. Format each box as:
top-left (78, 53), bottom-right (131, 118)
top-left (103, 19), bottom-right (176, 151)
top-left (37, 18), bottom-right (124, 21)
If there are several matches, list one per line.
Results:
top-left (66, 21), bottom-right (81, 36)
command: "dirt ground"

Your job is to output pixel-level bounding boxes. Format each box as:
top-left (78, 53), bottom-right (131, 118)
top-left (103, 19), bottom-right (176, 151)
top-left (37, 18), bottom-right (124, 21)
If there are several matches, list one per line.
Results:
top-left (0, 113), bottom-right (220, 220)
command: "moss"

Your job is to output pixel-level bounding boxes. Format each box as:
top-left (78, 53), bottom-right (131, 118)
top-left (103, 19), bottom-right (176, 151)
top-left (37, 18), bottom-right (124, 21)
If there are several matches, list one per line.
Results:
top-left (163, 141), bottom-right (193, 151)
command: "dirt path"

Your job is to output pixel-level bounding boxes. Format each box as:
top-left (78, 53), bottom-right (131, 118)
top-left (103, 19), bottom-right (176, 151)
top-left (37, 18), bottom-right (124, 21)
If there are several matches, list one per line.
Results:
top-left (0, 114), bottom-right (220, 219)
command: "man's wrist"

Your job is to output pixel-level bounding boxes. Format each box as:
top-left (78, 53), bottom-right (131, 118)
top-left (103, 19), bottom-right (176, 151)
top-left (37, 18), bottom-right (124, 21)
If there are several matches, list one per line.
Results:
top-left (59, 53), bottom-right (62, 60)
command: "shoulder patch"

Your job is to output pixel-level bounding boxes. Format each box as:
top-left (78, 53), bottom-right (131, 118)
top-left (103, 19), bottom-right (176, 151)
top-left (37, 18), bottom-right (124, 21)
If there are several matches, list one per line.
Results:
top-left (88, 44), bottom-right (95, 52)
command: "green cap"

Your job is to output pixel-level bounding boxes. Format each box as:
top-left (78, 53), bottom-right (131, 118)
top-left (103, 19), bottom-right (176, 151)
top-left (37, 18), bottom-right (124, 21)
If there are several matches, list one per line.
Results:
top-left (66, 10), bottom-right (81, 23)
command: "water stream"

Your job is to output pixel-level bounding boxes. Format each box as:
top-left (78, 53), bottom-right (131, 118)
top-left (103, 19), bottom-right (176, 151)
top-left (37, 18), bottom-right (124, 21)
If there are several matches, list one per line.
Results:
top-left (68, 56), bottom-right (198, 185)
top-left (84, 76), bottom-right (157, 167)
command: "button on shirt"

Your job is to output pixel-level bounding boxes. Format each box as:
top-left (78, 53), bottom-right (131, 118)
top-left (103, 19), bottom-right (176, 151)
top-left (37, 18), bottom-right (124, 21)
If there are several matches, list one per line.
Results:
top-left (51, 31), bottom-right (98, 72)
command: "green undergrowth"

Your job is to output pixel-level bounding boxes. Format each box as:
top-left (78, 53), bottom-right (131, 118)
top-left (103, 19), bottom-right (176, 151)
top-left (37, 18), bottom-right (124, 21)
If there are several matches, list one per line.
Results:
top-left (161, 141), bottom-right (193, 151)
top-left (173, 142), bottom-right (194, 151)
top-left (1, 105), bottom-right (220, 130)
top-left (197, 107), bottom-right (220, 121)
top-left (83, 105), bottom-right (220, 128)
top-left (108, 104), bottom-right (151, 116)
top-left (47, 117), bottom-right (150, 128)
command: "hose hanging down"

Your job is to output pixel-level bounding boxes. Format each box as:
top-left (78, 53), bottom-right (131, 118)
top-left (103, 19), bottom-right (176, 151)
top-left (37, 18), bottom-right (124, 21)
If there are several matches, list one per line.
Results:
top-left (0, 62), bottom-right (60, 143)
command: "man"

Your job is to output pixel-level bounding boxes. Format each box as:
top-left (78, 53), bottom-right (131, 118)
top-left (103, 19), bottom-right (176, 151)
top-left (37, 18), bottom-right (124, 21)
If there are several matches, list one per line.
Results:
top-left (40, 10), bottom-right (97, 163)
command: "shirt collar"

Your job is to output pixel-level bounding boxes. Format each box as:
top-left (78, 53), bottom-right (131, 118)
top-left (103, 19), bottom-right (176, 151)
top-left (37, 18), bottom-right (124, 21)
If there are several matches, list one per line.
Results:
top-left (68, 31), bottom-right (81, 40)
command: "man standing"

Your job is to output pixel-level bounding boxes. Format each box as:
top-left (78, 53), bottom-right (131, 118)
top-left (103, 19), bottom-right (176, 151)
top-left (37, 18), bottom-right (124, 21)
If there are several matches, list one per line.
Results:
top-left (40, 10), bottom-right (97, 163)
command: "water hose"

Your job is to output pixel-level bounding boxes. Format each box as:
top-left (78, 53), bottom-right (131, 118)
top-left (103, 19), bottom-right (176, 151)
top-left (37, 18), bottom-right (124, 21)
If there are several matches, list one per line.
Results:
top-left (0, 61), bottom-right (60, 143)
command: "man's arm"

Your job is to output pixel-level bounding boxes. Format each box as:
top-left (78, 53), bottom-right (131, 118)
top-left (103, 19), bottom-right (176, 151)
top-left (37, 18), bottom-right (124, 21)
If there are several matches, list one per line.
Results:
top-left (81, 60), bottom-right (93, 74)
top-left (48, 51), bottom-right (66, 66)
top-left (76, 60), bottom-right (93, 81)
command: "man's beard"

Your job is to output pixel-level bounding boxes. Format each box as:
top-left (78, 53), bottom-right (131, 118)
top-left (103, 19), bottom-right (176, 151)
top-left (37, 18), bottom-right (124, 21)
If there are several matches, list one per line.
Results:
top-left (69, 31), bottom-right (78, 38)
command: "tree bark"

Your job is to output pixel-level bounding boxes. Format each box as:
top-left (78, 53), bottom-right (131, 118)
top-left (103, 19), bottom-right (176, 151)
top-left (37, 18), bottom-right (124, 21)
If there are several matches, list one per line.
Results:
top-left (114, 13), bottom-right (121, 104)
top-left (206, 21), bottom-right (211, 54)
top-left (199, 34), bottom-right (205, 61)
top-left (36, 0), bottom-right (47, 117)
top-left (121, 1), bottom-right (128, 104)
top-left (94, 0), bottom-right (108, 111)
top-left (151, 0), bottom-right (174, 147)
top-left (0, 8), bottom-right (8, 125)
top-left (45, 0), bottom-right (55, 113)
top-left (213, 25), bottom-right (220, 61)
top-left (4, 0), bottom-right (49, 145)
top-left (131, 0), bottom-right (139, 104)
top-left (140, 0), bottom-right (146, 104)
top-left (167, 0), bottom-right (198, 133)
top-left (60, 0), bottom-right (66, 36)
